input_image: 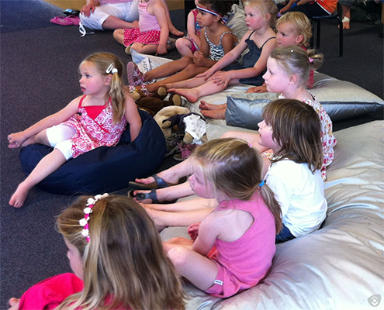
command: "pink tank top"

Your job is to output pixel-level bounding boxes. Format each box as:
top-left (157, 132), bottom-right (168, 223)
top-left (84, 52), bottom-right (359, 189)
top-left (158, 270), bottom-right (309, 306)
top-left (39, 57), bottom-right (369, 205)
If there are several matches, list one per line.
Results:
top-left (139, 0), bottom-right (161, 32)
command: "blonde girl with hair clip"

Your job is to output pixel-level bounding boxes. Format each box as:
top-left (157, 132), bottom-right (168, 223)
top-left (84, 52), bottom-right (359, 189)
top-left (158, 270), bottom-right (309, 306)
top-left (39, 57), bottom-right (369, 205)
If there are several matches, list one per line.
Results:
top-left (163, 138), bottom-right (282, 298)
top-left (200, 11), bottom-right (314, 118)
top-left (7, 53), bottom-right (142, 208)
top-left (8, 194), bottom-right (185, 310)
top-left (164, 0), bottom-right (278, 103)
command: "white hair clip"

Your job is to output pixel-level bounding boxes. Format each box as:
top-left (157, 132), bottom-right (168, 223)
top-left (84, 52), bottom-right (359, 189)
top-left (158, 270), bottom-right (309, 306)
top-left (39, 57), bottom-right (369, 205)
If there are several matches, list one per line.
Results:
top-left (106, 64), bottom-right (118, 74)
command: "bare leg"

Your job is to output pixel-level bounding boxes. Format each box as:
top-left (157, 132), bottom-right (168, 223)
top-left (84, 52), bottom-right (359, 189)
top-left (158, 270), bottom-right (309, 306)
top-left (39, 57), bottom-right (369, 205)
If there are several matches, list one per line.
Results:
top-left (201, 109), bottom-right (226, 119)
top-left (102, 15), bottom-right (138, 30)
top-left (134, 158), bottom-right (193, 186)
top-left (9, 149), bottom-right (66, 208)
top-left (159, 0), bottom-right (184, 36)
top-left (145, 57), bottom-right (193, 82)
top-left (199, 100), bottom-right (227, 111)
top-left (342, 5), bottom-right (351, 29)
top-left (199, 100), bottom-right (227, 120)
top-left (170, 80), bottom-right (227, 103)
top-left (113, 29), bottom-right (126, 46)
top-left (131, 43), bottom-right (158, 55)
top-left (165, 75), bottom-right (207, 90)
top-left (167, 246), bottom-right (218, 290)
top-left (146, 64), bottom-right (208, 93)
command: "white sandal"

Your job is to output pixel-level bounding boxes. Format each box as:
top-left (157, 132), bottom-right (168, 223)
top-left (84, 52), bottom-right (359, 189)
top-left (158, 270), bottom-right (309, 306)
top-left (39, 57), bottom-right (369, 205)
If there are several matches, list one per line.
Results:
top-left (342, 17), bottom-right (350, 29)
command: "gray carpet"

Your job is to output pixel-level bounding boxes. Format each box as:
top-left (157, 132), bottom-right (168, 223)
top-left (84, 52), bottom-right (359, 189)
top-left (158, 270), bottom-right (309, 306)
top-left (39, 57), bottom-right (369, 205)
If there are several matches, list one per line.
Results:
top-left (0, 0), bottom-right (383, 306)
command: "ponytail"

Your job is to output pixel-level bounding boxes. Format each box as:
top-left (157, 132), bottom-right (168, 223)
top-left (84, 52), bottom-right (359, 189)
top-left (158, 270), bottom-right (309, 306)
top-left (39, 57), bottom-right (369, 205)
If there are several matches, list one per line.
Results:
top-left (259, 182), bottom-right (283, 234)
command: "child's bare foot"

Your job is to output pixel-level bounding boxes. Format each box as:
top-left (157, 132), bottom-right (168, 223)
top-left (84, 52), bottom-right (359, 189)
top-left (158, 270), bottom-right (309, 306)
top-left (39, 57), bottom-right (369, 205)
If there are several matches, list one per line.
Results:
top-left (201, 109), bottom-right (226, 119)
top-left (169, 26), bottom-right (184, 37)
top-left (168, 88), bottom-right (199, 103)
top-left (8, 297), bottom-right (20, 310)
top-left (9, 183), bottom-right (29, 208)
top-left (199, 100), bottom-right (224, 111)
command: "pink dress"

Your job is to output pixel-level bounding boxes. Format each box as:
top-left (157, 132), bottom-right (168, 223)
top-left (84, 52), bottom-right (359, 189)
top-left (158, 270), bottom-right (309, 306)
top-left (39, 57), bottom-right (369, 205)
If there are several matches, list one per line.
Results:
top-left (123, 0), bottom-right (161, 47)
top-left (205, 192), bottom-right (276, 298)
top-left (64, 95), bottom-right (127, 158)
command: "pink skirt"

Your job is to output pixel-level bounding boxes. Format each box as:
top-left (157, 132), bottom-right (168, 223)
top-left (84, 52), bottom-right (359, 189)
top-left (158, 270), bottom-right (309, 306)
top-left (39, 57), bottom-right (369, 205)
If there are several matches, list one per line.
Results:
top-left (124, 28), bottom-right (161, 46)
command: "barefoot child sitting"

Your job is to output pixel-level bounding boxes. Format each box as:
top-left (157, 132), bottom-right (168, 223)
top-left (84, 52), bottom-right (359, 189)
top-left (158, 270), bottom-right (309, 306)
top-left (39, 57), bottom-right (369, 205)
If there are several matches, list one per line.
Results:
top-left (126, 0), bottom-right (238, 97)
top-left (164, 138), bottom-right (282, 297)
top-left (8, 53), bottom-right (142, 208)
top-left (8, 195), bottom-right (185, 310)
top-left (166, 0), bottom-right (278, 103)
top-left (200, 11), bottom-right (314, 119)
top-left (113, 0), bottom-right (173, 55)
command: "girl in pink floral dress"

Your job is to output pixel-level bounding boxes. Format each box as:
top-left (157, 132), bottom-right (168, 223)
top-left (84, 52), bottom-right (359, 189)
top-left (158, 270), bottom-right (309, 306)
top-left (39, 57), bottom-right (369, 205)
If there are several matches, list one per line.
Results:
top-left (7, 53), bottom-right (142, 208)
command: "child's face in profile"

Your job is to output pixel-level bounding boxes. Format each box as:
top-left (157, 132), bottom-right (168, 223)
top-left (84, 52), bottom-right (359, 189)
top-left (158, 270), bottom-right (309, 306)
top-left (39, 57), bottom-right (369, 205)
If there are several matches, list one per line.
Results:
top-left (189, 166), bottom-right (213, 199)
top-left (244, 5), bottom-right (265, 30)
top-left (263, 57), bottom-right (291, 94)
top-left (258, 120), bottom-right (280, 153)
top-left (276, 21), bottom-right (304, 47)
top-left (64, 238), bottom-right (84, 280)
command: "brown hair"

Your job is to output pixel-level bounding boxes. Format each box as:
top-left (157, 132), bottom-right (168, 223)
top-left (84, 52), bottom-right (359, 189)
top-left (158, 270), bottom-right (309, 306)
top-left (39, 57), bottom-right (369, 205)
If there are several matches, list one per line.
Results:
top-left (82, 53), bottom-right (125, 124)
top-left (262, 99), bottom-right (323, 173)
top-left (191, 138), bottom-right (283, 233)
top-left (270, 45), bottom-right (324, 87)
top-left (276, 12), bottom-right (312, 47)
top-left (56, 195), bottom-right (185, 310)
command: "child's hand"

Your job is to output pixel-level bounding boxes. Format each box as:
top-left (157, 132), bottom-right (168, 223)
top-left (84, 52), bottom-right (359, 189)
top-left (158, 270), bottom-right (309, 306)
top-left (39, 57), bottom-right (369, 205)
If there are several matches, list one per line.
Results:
top-left (8, 132), bottom-right (26, 149)
top-left (131, 20), bottom-right (139, 28)
top-left (196, 68), bottom-right (214, 80)
top-left (210, 71), bottom-right (231, 88)
top-left (80, 4), bottom-right (95, 17)
top-left (193, 51), bottom-right (206, 67)
top-left (156, 45), bottom-right (168, 55)
top-left (188, 223), bottom-right (201, 241)
top-left (8, 298), bottom-right (20, 310)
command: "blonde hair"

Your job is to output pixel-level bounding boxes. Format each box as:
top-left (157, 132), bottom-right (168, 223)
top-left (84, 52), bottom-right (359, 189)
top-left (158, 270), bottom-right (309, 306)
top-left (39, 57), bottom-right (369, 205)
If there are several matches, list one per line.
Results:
top-left (243, 0), bottom-right (278, 28)
top-left (81, 53), bottom-right (125, 124)
top-left (191, 138), bottom-right (283, 233)
top-left (56, 195), bottom-right (185, 310)
top-left (262, 99), bottom-right (323, 173)
top-left (270, 45), bottom-right (323, 88)
top-left (276, 12), bottom-right (312, 47)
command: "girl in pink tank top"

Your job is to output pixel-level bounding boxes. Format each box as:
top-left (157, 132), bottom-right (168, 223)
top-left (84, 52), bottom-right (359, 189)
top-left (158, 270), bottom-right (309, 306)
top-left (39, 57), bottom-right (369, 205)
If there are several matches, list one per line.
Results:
top-left (164, 138), bottom-right (283, 298)
top-left (113, 0), bottom-right (172, 55)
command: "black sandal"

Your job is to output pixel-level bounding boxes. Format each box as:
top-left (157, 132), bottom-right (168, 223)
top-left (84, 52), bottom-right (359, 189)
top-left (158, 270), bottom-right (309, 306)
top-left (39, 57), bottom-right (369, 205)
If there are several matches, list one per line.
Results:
top-left (128, 189), bottom-right (159, 204)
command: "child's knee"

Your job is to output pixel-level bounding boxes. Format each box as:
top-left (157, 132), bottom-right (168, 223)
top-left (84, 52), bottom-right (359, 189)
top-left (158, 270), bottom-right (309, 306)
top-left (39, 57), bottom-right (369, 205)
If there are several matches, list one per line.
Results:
top-left (167, 246), bottom-right (190, 268)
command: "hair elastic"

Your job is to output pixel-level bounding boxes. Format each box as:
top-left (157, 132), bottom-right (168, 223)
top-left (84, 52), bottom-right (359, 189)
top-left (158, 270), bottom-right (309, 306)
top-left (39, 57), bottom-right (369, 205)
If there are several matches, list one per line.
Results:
top-left (259, 180), bottom-right (265, 187)
top-left (106, 64), bottom-right (118, 74)
top-left (309, 58), bottom-right (314, 63)
top-left (196, 5), bottom-right (227, 23)
top-left (79, 193), bottom-right (109, 242)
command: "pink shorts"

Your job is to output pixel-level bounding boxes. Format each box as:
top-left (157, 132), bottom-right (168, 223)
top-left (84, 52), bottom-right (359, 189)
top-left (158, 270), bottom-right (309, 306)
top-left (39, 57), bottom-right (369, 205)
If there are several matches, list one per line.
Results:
top-left (205, 261), bottom-right (238, 298)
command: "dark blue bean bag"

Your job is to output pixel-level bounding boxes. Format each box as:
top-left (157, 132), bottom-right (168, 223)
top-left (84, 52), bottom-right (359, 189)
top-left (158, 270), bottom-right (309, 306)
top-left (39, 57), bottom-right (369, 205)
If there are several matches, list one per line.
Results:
top-left (19, 110), bottom-right (166, 195)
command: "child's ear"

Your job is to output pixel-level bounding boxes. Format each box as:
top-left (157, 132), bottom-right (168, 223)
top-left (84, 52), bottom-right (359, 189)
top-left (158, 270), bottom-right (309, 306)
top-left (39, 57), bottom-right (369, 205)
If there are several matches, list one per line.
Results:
top-left (265, 13), bottom-right (271, 22)
top-left (295, 35), bottom-right (304, 46)
top-left (105, 75), bottom-right (113, 85)
top-left (289, 74), bottom-right (298, 84)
